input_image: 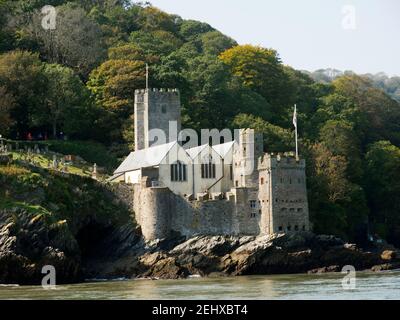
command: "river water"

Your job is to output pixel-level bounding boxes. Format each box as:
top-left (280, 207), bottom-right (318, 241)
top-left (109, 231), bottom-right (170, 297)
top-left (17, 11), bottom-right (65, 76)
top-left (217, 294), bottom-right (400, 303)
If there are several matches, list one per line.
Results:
top-left (0, 271), bottom-right (399, 300)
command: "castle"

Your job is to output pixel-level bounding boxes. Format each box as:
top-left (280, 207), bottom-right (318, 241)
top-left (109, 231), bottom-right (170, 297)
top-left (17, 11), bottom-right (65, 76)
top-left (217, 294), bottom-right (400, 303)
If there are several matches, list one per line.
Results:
top-left (111, 88), bottom-right (310, 241)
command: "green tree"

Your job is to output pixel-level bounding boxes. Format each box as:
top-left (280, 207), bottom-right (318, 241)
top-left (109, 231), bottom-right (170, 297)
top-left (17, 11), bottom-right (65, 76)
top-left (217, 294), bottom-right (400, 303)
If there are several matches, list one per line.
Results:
top-left (27, 3), bottom-right (106, 77)
top-left (219, 44), bottom-right (290, 118)
top-left (129, 30), bottom-right (182, 56)
top-left (332, 75), bottom-right (400, 146)
top-left (0, 50), bottom-right (46, 137)
top-left (0, 86), bottom-right (15, 136)
top-left (365, 141), bottom-right (400, 246)
top-left (40, 64), bottom-right (91, 137)
top-left (87, 59), bottom-right (145, 115)
top-left (319, 120), bottom-right (363, 182)
top-left (232, 114), bottom-right (293, 152)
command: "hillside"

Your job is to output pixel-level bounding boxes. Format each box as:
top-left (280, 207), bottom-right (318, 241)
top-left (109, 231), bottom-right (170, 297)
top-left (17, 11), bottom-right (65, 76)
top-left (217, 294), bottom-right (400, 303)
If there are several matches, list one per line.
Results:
top-left (0, 1), bottom-right (399, 247)
top-left (304, 69), bottom-right (400, 102)
top-left (0, 159), bottom-right (137, 284)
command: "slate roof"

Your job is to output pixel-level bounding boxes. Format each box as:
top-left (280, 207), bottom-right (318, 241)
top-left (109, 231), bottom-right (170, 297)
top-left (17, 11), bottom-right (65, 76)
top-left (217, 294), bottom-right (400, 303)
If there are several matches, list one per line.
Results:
top-left (212, 141), bottom-right (235, 158)
top-left (113, 141), bottom-right (177, 174)
top-left (185, 144), bottom-right (209, 159)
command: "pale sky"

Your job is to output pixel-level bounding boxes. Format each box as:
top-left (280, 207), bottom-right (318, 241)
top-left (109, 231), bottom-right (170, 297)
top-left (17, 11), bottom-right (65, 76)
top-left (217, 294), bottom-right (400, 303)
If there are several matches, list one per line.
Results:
top-left (149, 0), bottom-right (400, 76)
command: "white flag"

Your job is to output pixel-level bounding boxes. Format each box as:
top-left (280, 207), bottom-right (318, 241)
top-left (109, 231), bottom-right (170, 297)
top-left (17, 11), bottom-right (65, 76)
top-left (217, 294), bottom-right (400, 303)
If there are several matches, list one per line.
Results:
top-left (293, 104), bottom-right (297, 129)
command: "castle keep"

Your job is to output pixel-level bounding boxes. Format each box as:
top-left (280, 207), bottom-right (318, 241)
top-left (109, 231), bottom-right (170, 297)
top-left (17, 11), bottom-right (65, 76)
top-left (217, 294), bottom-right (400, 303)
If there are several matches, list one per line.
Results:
top-left (111, 88), bottom-right (310, 240)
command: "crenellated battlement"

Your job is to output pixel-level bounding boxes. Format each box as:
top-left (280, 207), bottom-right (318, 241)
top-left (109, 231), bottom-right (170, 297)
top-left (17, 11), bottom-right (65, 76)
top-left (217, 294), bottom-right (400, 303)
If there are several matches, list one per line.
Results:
top-left (134, 88), bottom-right (180, 95)
top-left (258, 153), bottom-right (305, 170)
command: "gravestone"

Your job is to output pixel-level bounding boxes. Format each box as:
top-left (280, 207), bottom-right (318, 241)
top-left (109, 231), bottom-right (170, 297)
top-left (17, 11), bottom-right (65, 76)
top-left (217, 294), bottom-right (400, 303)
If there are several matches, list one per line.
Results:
top-left (92, 163), bottom-right (97, 179)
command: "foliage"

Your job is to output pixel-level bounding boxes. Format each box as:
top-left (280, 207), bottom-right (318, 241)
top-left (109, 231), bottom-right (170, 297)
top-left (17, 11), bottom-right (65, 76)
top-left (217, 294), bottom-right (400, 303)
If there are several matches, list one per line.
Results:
top-left (0, 1), bottom-right (399, 245)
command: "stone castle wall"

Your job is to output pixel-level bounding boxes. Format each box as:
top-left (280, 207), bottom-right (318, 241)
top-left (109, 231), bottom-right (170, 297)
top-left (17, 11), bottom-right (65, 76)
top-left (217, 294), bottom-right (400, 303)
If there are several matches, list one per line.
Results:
top-left (133, 182), bottom-right (261, 240)
top-left (131, 154), bottom-right (310, 241)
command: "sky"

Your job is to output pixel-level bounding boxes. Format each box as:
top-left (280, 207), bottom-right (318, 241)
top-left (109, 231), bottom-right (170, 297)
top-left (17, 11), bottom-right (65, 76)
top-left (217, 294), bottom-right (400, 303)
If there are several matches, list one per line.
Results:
top-left (149, 0), bottom-right (400, 76)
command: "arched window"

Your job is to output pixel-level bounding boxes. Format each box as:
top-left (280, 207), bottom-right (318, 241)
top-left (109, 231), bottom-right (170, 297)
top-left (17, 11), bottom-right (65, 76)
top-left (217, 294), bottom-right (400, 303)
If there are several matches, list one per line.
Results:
top-left (201, 155), bottom-right (216, 179)
top-left (171, 161), bottom-right (187, 182)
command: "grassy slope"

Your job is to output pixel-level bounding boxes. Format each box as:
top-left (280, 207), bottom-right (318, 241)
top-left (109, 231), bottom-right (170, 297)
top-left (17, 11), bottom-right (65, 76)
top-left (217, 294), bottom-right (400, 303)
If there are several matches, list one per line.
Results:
top-left (5, 140), bottom-right (119, 172)
top-left (0, 163), bottom-right (132, 236)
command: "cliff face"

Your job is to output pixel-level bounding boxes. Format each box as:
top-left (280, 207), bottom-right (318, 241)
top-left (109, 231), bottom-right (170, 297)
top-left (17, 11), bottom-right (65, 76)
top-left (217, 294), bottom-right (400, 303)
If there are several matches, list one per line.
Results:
top-left (0, 164), bottom-right (138, 285)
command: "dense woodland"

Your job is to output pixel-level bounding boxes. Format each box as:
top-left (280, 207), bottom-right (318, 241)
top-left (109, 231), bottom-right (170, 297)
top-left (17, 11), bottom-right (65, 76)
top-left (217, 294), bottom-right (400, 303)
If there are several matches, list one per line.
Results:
top-left (0, 0), bottom-right (399, 246)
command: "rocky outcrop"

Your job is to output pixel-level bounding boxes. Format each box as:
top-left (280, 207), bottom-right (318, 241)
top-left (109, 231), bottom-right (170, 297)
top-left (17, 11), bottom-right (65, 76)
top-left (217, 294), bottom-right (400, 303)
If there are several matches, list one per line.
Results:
top-left (0, 207), bottom-right (81, 284)
top-left (1, 218), bottom-right (399, 284)
top-left (86, 232), bottom-right (399, 280)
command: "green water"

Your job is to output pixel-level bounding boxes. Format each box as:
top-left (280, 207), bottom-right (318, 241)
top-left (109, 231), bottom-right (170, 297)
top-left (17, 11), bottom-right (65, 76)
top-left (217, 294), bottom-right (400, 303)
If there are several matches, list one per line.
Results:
top-left (0, 271), bottom-right (399, 300)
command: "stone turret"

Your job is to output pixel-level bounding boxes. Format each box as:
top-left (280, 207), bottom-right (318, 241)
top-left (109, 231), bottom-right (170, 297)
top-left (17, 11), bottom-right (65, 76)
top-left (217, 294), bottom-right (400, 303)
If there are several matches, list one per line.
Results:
top-left (258, 154), bottom-right (310, 234)
top-left (134, 88), bottom-right (181, 151)
top-left (232, 129), bottom-right (263, 188)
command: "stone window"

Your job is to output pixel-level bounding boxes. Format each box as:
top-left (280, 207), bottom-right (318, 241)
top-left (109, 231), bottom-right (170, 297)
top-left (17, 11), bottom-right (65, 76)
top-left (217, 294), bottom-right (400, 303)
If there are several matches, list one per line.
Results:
top-left (302, 225), bottom-right (306, 231)
top-left (281, 208), bottom-right (287, 212)
top-left (250, 200), bottom-right (257, 208)
top-left (201, 156), bottom-right (216, 179)
top-left (171, 161), bottom-right (187, 182)
top-left (287, 226), bottom-right (292, 231)
top-left (235, 180), bottom-right (239, 187)
top-left (229, 165), bottom-right (233, 180)
top-left (297, 208), bottom-right (303, 213)
top-left (295, 225), bottom-right (299, 231)
top-left (289, 208), bottom-right (295, 212)
top-left (278, 226), bottom-right (283, 231)
top-left (161, 104), bottom-right (167, 113)
top-left (250, 212), bottom-right (256, 218)
top-left (260, 177), bottom-right (264, 185)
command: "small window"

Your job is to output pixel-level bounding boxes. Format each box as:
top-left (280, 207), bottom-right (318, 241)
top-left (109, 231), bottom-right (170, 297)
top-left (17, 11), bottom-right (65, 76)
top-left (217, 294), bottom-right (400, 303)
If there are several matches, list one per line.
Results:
top-left (250, 212), bottom-right (256, 218)
top-left (297, 208), bottom-right (303, 213)
top-left (278, 226), bottom-right (283, 232)
top-left (229, 164), bottom-right (233, 181)
top-left (289, 178), bottom-right (292, 184)
top-left (201, 159), bottom-right (216, 179)
top-left (171, 161), bottom-right (187, 182)
top-left (295, 225), bottom-right (299, 231)
top-left (281, 208), bottom-right (287, 212)
top-left (235, 180), bottom-right (239, 187)
top-left (260, 177), bottom-right (264, 185)
top-left (289, 208), bottom-right (295, 212)
top-left (302, 225), bottom-right (306, 231)
top-left (287, 226), bottom-right (292, 231)
top-left (161, 105), bottom-right (167, 113)
top-left (250, 200), bottom-right (257, 208)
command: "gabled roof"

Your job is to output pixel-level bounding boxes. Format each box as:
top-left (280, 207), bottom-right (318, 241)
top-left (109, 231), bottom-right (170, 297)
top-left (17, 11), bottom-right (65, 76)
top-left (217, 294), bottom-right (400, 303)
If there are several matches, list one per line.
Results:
top-left (114, 141), bottom-right (176, 174)
top-left (212, 141), bottom-right (235, 158)
top-left (185, 144), bottom-right (209, 159)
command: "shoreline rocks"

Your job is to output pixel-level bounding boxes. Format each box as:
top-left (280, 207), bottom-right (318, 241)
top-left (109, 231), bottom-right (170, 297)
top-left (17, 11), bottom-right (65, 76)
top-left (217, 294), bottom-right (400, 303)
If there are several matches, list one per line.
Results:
top-left (1, 216), bottom-right (399, 285)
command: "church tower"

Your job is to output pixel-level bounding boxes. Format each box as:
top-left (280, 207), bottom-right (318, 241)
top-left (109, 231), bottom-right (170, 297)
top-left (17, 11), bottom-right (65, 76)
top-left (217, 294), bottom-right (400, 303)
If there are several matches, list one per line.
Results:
top-left (134, 88), bottom-right (181, 151)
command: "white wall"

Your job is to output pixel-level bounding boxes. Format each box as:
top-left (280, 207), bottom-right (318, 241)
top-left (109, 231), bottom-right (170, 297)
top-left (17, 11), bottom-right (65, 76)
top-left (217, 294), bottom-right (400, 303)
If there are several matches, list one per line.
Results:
top-left (159, 142), bottom-right (193, 196)
top-left (125, 169), bottom-right (141, 184)
top-left (191, 146), bottom-right (224, 195)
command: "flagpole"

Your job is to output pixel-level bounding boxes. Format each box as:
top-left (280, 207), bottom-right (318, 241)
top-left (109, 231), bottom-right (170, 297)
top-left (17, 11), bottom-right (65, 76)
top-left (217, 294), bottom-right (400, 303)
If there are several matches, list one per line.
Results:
top-left (294, 104), bottom-right (299, 160)
top-left (146, 63), bottom-right (149, 90)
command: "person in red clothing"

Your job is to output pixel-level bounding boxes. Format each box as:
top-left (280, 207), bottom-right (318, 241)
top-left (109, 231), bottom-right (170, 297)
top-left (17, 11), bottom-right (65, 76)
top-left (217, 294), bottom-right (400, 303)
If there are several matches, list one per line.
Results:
top-left (27, 132), bottom-right (33, 141)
